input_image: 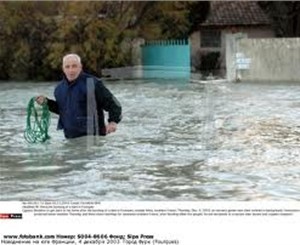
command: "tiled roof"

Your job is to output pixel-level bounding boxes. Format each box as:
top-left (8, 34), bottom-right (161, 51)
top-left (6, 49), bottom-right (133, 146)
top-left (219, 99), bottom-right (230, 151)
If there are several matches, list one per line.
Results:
top-left (201, 1), bottom-right (271, 27)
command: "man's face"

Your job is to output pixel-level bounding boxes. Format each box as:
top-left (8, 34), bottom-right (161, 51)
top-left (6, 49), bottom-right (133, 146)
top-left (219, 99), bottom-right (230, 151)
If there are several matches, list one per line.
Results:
top-left (62, 57), bottom-right (82, 81)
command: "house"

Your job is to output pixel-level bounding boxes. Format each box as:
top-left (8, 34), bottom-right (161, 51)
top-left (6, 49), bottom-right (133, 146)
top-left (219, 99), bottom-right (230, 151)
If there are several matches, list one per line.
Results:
top-left (190, 1), bottom-right (275, 77)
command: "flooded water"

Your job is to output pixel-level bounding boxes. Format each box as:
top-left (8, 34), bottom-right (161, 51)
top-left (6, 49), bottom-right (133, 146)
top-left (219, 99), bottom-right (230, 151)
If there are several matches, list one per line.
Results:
top-left (1, 80), bottom-right (300, 201)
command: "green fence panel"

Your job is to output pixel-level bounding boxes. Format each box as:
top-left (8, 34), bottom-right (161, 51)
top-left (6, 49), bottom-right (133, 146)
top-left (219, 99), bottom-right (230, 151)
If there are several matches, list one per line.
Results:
top-left (142, 39), bottom-right (190, 79)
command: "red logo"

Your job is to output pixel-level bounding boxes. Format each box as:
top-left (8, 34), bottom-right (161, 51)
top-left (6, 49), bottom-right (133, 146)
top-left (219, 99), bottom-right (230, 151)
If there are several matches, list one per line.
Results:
top-left (0, 213), bottom-right (22, 219)
top-left (0, 214), bottom-right (10, 219)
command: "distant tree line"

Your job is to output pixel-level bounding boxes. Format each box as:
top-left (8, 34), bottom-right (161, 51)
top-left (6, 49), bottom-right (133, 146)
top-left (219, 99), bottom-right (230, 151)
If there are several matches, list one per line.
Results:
top-left (0, 1), bottom-right (209, 81)
top-left (258, 1), bottom-right (300, 37)
top-left (0, 1), bottom-right (299, 81)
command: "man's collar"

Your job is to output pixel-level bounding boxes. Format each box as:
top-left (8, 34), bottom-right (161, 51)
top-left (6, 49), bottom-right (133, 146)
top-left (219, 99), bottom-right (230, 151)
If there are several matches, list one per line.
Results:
top-left (63, 72), bottom-right (84, 85)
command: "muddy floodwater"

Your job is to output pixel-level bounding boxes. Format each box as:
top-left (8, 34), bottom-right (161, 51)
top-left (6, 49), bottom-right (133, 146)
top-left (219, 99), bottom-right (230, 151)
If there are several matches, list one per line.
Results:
top-left (1, 80), bottom-right (300, 201)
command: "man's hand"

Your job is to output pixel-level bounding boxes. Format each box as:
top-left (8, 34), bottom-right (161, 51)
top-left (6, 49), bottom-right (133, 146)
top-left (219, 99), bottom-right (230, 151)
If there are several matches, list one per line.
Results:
top-left (106, 122), bottom-right (117, 134)
top-left (35, 95), bottom-right (47, 105)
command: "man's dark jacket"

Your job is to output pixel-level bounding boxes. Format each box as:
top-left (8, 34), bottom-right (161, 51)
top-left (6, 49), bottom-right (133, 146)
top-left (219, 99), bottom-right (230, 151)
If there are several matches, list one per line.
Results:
top-left (47, 72), bottom-right (122, 138)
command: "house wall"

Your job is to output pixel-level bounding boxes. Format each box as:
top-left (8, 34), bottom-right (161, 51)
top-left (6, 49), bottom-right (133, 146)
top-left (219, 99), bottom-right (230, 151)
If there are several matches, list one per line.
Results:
top-left (190, 26), bottom-right (274, 77)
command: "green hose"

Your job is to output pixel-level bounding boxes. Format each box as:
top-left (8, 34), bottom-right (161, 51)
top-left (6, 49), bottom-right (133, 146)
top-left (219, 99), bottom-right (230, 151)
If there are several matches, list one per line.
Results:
top-left (24, 97), bottom-right (51, 143)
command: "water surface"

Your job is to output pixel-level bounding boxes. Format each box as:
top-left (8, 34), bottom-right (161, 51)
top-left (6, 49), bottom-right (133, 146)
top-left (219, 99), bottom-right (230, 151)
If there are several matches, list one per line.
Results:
top-left (1, 80), bottom-right (300, 201)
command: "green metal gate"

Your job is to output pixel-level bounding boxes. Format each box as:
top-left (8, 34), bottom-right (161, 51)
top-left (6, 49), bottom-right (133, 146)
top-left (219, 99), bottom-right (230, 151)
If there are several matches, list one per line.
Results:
top-left (142, 39), bottom-right (190, 79)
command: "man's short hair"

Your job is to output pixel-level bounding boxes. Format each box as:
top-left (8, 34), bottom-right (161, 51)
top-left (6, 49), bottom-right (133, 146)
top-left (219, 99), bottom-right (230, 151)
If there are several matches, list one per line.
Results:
top-left (63, 53), bottom-right (81, 64)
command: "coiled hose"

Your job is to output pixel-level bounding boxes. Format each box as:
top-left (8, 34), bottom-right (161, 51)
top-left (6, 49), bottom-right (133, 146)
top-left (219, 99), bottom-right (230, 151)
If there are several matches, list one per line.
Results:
top-left (24, 97), bottom-right (51, 143)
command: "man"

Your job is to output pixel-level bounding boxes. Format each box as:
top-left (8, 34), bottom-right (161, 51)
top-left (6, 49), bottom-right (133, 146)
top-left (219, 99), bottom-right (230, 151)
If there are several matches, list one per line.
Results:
top-left (36, 53), bottom-right (122, 139)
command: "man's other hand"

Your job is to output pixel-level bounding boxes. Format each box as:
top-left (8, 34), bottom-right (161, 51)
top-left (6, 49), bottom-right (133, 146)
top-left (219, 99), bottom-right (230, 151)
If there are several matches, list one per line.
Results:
top-left (106, 122), bottom-right (117, 134)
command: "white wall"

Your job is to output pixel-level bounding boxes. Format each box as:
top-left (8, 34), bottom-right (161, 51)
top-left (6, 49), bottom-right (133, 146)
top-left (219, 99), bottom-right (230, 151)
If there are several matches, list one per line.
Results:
top-left (190, 26), bottom-right (274, 77)
top-left (236, 38), bottom-right (300, 82)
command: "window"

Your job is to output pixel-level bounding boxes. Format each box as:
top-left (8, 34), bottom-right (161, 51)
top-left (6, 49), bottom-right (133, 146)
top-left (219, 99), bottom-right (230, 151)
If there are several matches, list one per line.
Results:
top-left (201, 30), bottom-right (221, 48)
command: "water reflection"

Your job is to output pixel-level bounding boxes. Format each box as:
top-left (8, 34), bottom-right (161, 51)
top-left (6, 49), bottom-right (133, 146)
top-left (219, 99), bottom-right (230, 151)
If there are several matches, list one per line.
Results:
top-left (1, 80), bottom-right (300, 201)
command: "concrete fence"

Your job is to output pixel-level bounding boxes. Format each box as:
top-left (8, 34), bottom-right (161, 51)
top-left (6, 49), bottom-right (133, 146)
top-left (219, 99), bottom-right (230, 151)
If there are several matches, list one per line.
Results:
top-left (226, 34), bottom-right (300, 82)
